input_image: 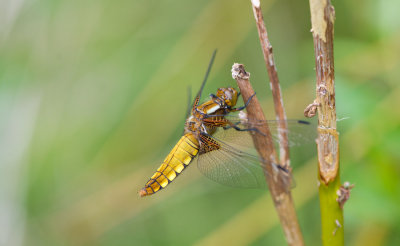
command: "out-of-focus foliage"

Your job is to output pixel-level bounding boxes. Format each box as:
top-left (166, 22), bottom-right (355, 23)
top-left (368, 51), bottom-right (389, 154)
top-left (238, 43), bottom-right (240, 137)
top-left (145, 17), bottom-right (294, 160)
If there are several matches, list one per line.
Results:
top-left (0, 0), bottom-right (399, 245)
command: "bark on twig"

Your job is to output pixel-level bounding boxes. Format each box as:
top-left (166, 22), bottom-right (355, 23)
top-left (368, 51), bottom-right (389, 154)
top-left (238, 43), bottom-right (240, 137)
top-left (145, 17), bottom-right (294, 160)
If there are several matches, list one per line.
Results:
top-left (251, 0), bottom-right (290, 170)
top-left (307, 0), bottom-right (344, 245)
top-left (232, 64), bottom-right (304, 246)
top-left (249, 1), bottom-right (305, 244)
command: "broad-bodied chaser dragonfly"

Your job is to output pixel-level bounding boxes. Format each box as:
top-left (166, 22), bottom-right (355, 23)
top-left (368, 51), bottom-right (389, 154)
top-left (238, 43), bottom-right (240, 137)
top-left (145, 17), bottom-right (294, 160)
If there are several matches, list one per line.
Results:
top-left (139, 51), bottom-right (310, 197)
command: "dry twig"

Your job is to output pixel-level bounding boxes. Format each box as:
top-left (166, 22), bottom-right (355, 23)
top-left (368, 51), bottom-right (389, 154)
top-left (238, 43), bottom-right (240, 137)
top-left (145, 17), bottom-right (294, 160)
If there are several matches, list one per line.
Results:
top-left (248, 0), bottom-right (304, 245)
top-left (251, 0), bottom-right (291, 171)
top-left (232, 64), bottom-right (304, 246)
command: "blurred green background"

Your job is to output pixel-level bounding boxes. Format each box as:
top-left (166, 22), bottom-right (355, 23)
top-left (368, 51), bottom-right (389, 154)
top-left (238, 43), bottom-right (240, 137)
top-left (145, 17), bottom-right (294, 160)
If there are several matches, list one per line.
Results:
top-left (1, 0), bottom-right (399, 245)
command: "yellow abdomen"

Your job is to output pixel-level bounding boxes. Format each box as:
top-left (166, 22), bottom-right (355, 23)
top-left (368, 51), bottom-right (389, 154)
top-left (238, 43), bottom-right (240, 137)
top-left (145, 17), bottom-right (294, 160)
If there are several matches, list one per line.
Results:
top-left (140, 133), bottom-right (199, 197)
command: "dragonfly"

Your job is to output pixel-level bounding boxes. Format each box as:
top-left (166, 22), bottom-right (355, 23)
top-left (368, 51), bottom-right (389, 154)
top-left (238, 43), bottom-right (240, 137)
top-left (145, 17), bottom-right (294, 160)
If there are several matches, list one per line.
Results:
top-left (139, 51), bottom-right (311, 197)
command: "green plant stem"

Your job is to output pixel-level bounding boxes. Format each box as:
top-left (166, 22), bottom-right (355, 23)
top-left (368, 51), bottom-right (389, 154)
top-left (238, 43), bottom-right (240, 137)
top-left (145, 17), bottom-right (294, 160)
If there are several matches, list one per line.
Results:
top-left (307, 0), bottom-right (344, 245)
top-left (319, 172), bottom-right (343, 245)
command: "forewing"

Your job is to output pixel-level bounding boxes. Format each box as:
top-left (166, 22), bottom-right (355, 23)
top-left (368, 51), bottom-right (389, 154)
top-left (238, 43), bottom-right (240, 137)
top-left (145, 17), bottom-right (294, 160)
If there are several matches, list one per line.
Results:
top-left (221, 115), bottom-right (316, 147)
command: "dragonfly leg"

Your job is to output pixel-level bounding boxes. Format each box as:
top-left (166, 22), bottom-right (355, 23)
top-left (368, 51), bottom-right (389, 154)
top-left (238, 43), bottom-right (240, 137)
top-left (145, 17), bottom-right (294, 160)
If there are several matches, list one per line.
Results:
top-left (276, 163), bottom-right (291, 173)
top-left (210, 93), bottom-right (218, 100)
top-left (233, 92), bottom-right (256, 111)
top-left (224, 119), bottom-right (266, 137)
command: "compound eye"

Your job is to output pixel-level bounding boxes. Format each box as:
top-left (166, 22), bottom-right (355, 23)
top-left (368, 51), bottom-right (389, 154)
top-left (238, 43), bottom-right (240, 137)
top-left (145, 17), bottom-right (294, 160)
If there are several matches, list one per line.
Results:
top-left (224, 90), bottom-right (232, 100)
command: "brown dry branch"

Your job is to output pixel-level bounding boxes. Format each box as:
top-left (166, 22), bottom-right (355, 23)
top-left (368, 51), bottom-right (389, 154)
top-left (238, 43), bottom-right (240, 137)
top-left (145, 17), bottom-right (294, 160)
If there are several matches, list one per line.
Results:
top-left (232, 64), bottom-right (304, 246)
top-left (249, 1), bottom-right (305, 244)
top-left (307, 0), bottom-right (343, 245)
top-left (310, 0), bottom-right (338, 184)
top-left (250, 0), bottom-right (290, 170)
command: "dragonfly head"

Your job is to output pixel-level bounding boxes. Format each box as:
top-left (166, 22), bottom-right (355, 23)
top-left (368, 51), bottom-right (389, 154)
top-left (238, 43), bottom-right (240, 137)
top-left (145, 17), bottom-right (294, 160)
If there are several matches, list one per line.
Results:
top-left (216, 87), bottom-right (238, 107)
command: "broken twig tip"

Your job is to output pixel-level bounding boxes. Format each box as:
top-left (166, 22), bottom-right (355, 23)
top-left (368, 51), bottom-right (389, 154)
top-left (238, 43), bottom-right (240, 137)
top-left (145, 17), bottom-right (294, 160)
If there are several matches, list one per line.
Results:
top-left (231, 63), bottom-right (250, 80)
top-left (251, 0), bottom-right (260, 8)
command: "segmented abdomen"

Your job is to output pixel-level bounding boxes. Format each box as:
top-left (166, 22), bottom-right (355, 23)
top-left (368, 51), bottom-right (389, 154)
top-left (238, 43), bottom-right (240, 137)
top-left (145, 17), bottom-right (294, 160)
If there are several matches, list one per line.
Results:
top-left (139, 133), bottom-right (199, 197)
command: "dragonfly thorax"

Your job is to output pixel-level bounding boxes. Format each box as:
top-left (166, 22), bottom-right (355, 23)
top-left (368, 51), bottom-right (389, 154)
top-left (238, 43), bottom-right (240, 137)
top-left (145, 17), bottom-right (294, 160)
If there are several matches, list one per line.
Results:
top-left (184, 87), bottom-right (239, 137)
top-left (215, 87), bottom-right (238, 107)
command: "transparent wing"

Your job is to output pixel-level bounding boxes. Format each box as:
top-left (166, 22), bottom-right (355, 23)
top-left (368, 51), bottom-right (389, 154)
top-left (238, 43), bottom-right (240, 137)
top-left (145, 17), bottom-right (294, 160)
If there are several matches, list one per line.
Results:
top-left (197, 129), bottom-right (268, 189)
top-left (220, 114), bottom-right (317, 147)
top-left (197, 117), bottom-right (311, 189)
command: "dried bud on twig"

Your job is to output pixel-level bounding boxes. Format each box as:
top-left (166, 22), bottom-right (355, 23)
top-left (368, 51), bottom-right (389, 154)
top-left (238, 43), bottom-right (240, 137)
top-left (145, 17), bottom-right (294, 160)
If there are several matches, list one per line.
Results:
top-left (336, 181), bottom-right (354, 209)
top-left (304, 100), bottom-right (319, 118)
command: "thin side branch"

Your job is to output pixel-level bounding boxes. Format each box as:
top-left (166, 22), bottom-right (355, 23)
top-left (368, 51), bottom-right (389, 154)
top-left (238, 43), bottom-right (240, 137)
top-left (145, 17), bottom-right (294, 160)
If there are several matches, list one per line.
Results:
top-left (250, 1), bottom-right (304, 244)
top-left (307, 0), bottom-right (343, 245)
top-left (251, 0), bottom-right (290, 170)
top-left (232, 64), bottom-right (304, 246)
